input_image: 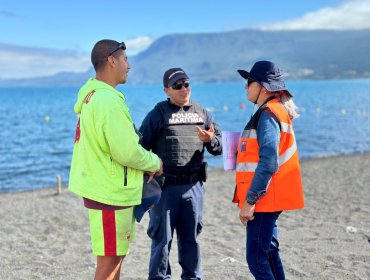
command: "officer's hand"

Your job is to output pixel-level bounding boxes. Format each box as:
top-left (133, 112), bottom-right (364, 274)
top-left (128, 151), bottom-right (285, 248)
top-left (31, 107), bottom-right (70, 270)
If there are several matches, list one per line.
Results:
top-left (196, 124), bottom-right (214, 143)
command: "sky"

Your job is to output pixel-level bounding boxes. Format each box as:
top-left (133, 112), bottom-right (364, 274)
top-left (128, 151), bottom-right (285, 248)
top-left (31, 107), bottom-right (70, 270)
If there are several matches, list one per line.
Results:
top-left (1, 0), bottom-right (369, 79)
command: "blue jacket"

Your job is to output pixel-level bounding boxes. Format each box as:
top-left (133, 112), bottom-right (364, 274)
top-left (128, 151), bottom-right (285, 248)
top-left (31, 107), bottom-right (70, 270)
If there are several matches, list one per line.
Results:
top-left (246, 100), bottom-right (280, 204)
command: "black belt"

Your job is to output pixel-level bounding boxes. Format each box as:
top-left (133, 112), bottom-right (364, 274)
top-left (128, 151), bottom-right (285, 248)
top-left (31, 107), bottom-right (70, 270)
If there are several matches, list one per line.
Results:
top-left (164, 173), bottom-right (201, 185)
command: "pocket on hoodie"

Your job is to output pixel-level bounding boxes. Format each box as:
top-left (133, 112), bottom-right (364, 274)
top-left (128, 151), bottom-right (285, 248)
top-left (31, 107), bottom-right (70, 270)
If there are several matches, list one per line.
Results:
top-left (122, 166), bottom-right (143, 189)
top-left (123, 166), bottom-right (128, 186)
top-left (110, 157), bottom-right (117, 177)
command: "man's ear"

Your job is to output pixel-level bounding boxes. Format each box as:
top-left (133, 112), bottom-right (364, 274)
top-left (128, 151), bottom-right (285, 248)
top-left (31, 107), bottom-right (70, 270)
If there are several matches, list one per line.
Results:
top-left (107, 56), bottom-right (116, 68)
top-left (164, 87), bottom-right (170, 97)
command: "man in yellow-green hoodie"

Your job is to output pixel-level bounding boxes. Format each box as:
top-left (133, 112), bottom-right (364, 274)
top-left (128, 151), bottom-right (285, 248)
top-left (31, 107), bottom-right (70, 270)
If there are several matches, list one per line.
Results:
top-left (69, 39), bottom-right (163, 280)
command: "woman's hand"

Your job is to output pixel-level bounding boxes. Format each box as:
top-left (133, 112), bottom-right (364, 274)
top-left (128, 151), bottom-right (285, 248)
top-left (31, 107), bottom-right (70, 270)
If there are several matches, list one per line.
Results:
top-left (239, 202), bottom-right (255, 226)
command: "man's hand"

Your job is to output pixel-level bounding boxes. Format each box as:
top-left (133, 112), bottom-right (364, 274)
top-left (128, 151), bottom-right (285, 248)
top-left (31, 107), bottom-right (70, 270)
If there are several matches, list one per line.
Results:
top-left (196, 124), bottom-right (215, 143)
top-left (155, 158), bottom-right (163, 176)
top-left (145, 172), bottom-right (155, 183)
top-left (145, 159), bottom-right (163, 183)
top-left (239, 202), bottom-right (255, 226)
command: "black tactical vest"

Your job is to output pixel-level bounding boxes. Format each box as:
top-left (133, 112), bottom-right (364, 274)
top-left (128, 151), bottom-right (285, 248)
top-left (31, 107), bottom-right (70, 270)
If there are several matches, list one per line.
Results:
top-left (152, 101), bottom-right (206, 174)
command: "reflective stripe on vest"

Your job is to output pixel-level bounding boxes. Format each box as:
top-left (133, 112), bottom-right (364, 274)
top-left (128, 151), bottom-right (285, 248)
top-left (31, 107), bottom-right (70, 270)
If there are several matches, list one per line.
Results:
top-left (241, 129), bottom-right (257, 139)
top-left (236, 121), bottom-right (297, 172)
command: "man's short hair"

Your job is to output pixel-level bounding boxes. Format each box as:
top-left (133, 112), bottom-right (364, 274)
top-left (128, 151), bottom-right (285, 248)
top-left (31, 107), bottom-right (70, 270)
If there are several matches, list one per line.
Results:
top-left (91, 39), bottom-right (120, 72)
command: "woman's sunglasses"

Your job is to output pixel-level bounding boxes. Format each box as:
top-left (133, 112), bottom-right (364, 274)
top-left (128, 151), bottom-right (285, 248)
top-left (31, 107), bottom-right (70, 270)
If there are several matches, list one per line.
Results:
top-left (171, 81), bottom-right (190, 90)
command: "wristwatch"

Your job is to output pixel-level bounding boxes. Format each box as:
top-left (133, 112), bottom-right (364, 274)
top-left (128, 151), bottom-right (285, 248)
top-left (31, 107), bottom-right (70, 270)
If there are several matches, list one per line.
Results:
top-left (246, 199), bottom-right (255, 206)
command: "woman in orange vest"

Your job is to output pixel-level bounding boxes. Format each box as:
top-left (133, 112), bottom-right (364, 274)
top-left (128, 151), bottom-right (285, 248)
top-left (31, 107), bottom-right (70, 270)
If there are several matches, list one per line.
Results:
top-left (234, 61), bottom-right (304, 280)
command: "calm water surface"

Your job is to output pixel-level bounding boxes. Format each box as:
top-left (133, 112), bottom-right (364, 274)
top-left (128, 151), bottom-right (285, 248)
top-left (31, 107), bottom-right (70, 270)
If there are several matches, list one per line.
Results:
top-left (1, 79), bottom-right (370, 192)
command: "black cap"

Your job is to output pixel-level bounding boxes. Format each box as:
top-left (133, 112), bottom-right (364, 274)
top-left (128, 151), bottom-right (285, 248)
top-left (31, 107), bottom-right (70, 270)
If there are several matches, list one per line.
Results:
top-left (163, 68), bottom-right (189, 88)
top-left (237, 61), bottom-right (292, 96)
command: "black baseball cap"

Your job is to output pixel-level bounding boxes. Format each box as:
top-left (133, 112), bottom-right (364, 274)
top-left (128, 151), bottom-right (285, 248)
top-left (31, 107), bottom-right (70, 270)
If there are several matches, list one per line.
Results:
top-left (163, 68), bottom-right (189, 88)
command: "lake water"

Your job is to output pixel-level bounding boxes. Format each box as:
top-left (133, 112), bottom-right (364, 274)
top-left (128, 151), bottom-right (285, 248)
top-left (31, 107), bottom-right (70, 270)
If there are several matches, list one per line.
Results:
top-left (1, 79), bottom-right (370, 192)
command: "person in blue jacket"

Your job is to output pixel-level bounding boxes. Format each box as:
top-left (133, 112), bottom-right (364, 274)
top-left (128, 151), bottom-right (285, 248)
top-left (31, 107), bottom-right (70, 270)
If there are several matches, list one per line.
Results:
top-left (139, 68), bottom-right (222, 280)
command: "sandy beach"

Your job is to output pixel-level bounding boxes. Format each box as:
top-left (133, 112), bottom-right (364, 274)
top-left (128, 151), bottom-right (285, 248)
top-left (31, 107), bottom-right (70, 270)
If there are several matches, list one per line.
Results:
top-left (1, 154), bottom-right (369, 280)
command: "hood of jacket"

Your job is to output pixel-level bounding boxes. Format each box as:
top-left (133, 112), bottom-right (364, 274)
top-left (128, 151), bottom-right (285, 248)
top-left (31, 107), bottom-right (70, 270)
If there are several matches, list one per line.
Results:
top-left (74, 78), bottom-right (124, 113)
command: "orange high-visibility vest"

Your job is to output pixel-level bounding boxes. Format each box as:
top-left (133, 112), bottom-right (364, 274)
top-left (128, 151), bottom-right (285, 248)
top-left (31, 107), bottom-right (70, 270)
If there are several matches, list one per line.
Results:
top-left (233, 98), bottom-right (304, 212)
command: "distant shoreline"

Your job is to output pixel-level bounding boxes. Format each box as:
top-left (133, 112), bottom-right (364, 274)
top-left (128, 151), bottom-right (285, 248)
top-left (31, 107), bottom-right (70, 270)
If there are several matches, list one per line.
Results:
top-left (2, 152), bottom-right (370, 193)
top-left (1, 77), bottom-right (370, 89)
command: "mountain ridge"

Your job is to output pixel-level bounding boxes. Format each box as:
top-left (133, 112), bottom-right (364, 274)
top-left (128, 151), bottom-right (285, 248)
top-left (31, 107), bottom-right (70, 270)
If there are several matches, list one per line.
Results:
top-left (1, 29), bottom-right (370, 87)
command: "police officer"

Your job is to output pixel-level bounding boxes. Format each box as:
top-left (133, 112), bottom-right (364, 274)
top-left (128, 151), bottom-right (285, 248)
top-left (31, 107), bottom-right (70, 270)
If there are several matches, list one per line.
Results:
top-left (139, 68), bottom-right (222, 280)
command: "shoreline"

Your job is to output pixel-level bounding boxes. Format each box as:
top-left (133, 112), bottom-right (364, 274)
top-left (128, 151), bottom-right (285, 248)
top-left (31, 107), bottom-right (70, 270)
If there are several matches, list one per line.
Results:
top-left (1, 154), bottom-right (369, 279)
top-left (2, 152), bottom-right (370, 194)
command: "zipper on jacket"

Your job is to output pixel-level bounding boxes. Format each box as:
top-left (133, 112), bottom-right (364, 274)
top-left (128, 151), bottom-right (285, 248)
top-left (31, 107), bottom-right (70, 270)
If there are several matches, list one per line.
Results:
top-left (110, 157), bottom-right (115, 176)
top-left (123, 166), bottom-right (128, 186)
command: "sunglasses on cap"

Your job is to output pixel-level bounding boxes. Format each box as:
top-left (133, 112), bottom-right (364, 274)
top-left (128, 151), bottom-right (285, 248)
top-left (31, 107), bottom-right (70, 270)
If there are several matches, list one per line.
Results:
top-left (171, 81), bottom-right (190, 90)
top-left (108, 42), bottom-right (126, 57)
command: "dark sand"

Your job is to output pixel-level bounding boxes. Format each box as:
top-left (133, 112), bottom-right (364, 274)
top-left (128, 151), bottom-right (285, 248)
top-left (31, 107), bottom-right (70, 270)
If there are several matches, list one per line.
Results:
top-left (1, 155), bottom-right (369, 279)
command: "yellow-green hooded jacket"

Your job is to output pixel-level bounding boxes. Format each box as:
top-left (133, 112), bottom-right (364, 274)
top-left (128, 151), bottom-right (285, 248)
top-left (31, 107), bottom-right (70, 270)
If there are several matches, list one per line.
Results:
top-left (69, 78), bottom-right (160, 206)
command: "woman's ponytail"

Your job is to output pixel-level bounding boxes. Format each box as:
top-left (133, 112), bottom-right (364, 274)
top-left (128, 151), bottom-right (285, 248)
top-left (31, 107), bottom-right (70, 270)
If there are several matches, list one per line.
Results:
top-left (273, 90), bottom-right (300, 120)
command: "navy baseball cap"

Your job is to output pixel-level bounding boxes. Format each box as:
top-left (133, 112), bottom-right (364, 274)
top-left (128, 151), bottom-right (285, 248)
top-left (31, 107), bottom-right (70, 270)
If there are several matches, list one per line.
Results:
top-left (237, 61), bottom-right (292, 96)
top-left (134, 175), bottom-right (162, 223)
top-left (163, 68), bottom-right (189, 88)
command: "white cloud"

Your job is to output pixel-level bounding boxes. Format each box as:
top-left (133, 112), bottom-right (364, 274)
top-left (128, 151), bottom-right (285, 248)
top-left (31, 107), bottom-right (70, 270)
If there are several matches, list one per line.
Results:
top-left (0, 43), bottom-right (90, 79)
top-left (125, 36), bottom-right (154, 54)
top-left (0, 36), bottom-right (154, 79)
top-left (256, 0), bottom-right (370, 31)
